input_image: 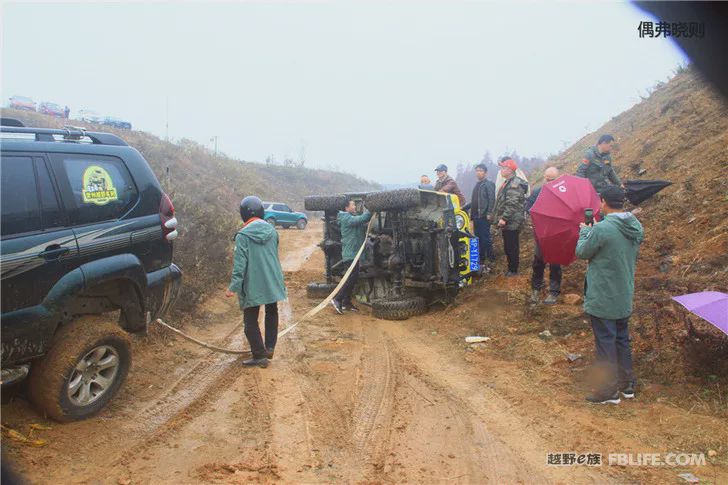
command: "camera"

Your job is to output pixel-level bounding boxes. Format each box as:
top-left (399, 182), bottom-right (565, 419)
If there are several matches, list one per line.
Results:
top-left (584, 208), bottom-right (594, 226)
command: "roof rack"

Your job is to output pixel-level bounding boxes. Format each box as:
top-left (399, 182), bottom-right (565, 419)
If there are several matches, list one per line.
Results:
top-left (0, 125), bottom-right (128, 146)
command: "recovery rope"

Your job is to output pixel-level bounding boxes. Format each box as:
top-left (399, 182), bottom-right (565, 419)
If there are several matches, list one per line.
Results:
top-left (153, 217), bottom-right (375, 355)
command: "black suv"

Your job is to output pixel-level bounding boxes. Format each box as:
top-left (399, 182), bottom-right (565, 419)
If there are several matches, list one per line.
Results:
top-left (0, 120), bottom-right (182, 421)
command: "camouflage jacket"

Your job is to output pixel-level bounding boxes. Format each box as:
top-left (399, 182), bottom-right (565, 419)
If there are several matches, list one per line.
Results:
top-left (575, 146), bottom-right (621, 194)
top-left (493, 175), bottom-right (528, 230)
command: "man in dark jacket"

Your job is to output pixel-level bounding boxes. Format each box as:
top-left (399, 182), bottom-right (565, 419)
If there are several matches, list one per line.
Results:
top-left (493, 158), bottom-right (529, 276)
top-left (331, 199), bottom-right (372, 314)
top-left (526, 167), bottom-right (562, 304)
top-left (469, 163), bottom-right (496, 263)
top-left (433, 164), bottom-right (466, 206)
top-left (576, 134), bottom-right (622, 194)
top-left (226, 196), bottom-right (287, 368)
top-left (576, 186), bottom-right (644, 404)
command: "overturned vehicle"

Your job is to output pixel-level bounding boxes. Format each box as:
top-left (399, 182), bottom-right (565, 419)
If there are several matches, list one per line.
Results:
top-left (304, 188), bottom-right (480, 320)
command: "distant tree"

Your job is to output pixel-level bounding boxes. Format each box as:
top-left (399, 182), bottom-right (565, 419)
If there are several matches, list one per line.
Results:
top-left (455, 149), bottom-right (547, 200)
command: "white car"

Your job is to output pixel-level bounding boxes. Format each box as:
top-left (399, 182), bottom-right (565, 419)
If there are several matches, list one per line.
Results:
top-left (77, 109), bottom-right (103, 123)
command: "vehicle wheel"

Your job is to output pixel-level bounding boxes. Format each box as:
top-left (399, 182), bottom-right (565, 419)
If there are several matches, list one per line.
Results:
top-left (27, 316), bottom-right (131, 422)
top-left (365, 188), bottom-right (420, 212)
top-left (307, 282), bottom-right (337, 299)
top-left (372, 296), bottom-right (427, 321)
top-left (304, 195), bottom-right (347, 212)
top-left (296, 219), bottom-right (307, 230)
top-left (266, 217), bottom-right (277, 226)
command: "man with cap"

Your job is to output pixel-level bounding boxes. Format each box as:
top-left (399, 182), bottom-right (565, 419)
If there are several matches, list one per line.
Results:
top-left (576, 186), bottom-right (643, 404)
top-left (226, 196), bottom-right (287, 368)
top-left (493, 157), bottom-right (529, 276)
top-left (433, 164), bottom-right (466, 206)
top-left (576, 134), bottom-right (622, 194)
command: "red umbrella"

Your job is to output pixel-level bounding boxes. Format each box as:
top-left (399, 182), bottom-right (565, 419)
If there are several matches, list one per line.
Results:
top-left (530, 175), bottom-right (601, 265)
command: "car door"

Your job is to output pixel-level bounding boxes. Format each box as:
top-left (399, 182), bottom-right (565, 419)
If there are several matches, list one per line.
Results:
top-left (1, 155), bottom-right (79, 312)
top-left (273, 204), bottom-right (292, 224)
top-left (1, 155), bottom-right (80, 363)
top-left (48, 153), bottom-right (140, 268)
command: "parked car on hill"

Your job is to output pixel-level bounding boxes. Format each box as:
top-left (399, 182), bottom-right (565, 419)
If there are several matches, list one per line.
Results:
top-left (77, 109), bottom-right (103, 124)
top-left (0, 118), bottom-right (182, 422)
top-left (263, 202), bottom-right (308, 229)
top-left (38, 102), bottom-right (66, 118)
top-left (8, 95), bottom-right (36, 111)
top-left (101, 117), bottom-right (132, 130)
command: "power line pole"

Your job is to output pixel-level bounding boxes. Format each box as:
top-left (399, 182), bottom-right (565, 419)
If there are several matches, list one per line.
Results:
top-left (210, 136), bottom-right (218, 158)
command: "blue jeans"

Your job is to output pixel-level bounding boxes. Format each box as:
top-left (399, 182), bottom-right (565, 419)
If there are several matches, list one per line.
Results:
top-left (589, 314), bottom-right (635, 392)
top-left (473, 218), bottom-right (495, 262)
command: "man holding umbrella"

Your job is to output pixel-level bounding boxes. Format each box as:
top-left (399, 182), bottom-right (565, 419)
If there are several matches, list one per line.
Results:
top-left (576, 186), bottom-right (644, 404)
top-left (526, 167), bottom-right (562, 304)
top-left (576, 134), bottom-right (622, 194)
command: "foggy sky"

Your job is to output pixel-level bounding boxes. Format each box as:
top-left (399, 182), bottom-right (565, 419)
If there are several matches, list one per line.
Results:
top-left (2, 1), bottom-right (687, 184)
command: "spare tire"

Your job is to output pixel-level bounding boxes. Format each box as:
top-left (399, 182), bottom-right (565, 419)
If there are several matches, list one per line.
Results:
top-left (365, 188), bottom-right (420, 212)
top-left (372, 296), bottom-right (427, 321)
top-left (307, 282), bottom-right (337, 299)
top-left (304, 195), bottom-right (348, 212)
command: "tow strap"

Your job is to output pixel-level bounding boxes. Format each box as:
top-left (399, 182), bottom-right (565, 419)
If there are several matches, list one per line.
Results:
top-left (154, 217), bottom-right (375, 355)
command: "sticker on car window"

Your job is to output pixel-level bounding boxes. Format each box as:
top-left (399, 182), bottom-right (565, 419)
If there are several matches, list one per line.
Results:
top-left (81, 165), bottom-right (118, 205)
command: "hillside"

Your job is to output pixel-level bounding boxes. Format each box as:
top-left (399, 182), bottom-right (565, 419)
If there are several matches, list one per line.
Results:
top-left (522, 66), bottom-right (728, 382)
top-left (544, 67), bottom-right (727, 314)
top-left (2, 109), bottom-right (380, 314)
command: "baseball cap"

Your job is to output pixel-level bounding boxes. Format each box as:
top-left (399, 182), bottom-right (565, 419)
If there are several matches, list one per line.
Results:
top-left (434, 164), bottom-right (448, 172)
top-left (498, 158), bottom-right (518, 171)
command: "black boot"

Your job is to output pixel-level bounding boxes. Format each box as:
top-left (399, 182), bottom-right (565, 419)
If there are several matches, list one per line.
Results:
top-left (243, 357), bottom-right (269, 368)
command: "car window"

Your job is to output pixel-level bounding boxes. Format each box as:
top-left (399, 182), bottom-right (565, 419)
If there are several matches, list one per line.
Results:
top-left (51, 154), bottom-right (139, 225)
top-left (35, 158), bottom-right (66, 230)
top-left (282, 205), bottom-right (292, 212)
top-left (272, 204), bottom-right (288, 212)
top-left (1, 156), bottom-right (41, 237)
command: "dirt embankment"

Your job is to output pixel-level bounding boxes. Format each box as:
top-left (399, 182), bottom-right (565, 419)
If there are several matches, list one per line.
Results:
top-left (524, 66), bottom-right (728, 400)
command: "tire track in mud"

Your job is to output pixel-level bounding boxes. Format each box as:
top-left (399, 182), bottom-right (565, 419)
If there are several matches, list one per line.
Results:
top-left (111, 318), bottom-right (260, 471)
top-left (349, 324), bottom-right (398, 479)
top-left (281, 321), bottom-right (355, 475)
top-left (111, 233), bottom-right (319, 472)
top-left (379, 322), bottom-right (574, 484)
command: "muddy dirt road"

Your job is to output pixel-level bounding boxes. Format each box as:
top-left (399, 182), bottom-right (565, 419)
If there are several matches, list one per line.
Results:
top-left (3, 224), bottom-right (726, 484)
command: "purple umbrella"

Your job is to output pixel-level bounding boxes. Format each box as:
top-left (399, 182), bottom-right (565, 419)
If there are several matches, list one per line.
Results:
top-left (671, 292), bottom-right (728, 336)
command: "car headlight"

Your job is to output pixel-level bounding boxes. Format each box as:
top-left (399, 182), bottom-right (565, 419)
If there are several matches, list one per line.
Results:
top-left (455, 214), bottom-right (465, 230)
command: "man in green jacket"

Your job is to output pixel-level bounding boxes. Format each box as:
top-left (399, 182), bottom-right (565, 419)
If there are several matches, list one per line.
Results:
top-left (226, 196), bottom-right (287, 368)
top-left (575, 134), bottom-right (622, 195)
top-left (493, 157), bottom-right (529, 276)
top-left (331, 199), bottom-right (372, 314)
top-left (576, 186), bottom-right (644, 404)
